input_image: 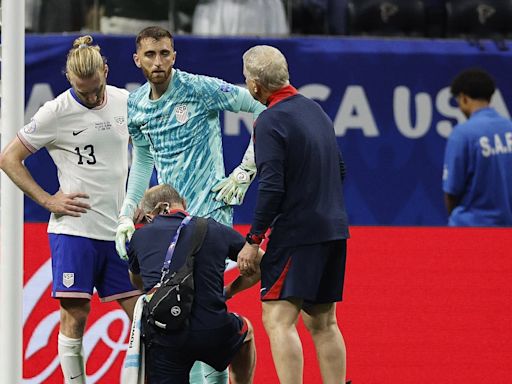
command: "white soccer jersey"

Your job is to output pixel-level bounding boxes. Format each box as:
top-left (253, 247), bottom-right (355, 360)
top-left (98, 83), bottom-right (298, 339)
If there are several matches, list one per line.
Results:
top-left (18, 85), bottom-right (129, 240)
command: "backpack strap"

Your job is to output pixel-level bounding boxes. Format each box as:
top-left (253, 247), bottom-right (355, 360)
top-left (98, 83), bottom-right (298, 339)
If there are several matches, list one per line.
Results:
top-left (160, 215), bottom-right (193, 279)
top-left (188, 217), bottom-right (208, 255)
top-left (179, 217), bottom-right (208, 275)
top-left (156, 216), bottom-right (208, 285)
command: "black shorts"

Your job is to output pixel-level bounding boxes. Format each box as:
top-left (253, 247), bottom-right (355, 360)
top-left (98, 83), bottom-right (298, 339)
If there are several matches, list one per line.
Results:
top-left (145, 313), bottom-right (248, 384)
top-left (260, 239), bottom-right (347, 305)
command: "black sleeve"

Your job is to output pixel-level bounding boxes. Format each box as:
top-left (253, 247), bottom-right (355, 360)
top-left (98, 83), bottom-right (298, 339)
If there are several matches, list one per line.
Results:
top-left (251, 182), bottom-right (284, 234)
top-left (250, 118), bottom-right (286, 234)
top-left (339, 150), bottom-right (346, 182)
top-left (127, 234), bottom-right (141, 274)
top-left (224, 226), bottom-right (245, 261)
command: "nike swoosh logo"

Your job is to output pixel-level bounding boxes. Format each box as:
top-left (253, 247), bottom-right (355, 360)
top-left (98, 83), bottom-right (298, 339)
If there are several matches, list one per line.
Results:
top-left (70, 373), bottom-right (83, 380)
top-left (72, 128), bottom-right (87, 136)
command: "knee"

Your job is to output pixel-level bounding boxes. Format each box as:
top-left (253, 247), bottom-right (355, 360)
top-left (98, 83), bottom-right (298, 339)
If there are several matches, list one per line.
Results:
top-left (303, 315), bottom-right (338, 336)
top-left (262, 311), bottom-right (277, 333)
top-left (60, 299), bottom-right (91, 335)
top-left (263, 313), bottom-right (297, 336)
top-left (262, 300), bottom-right (300, 333)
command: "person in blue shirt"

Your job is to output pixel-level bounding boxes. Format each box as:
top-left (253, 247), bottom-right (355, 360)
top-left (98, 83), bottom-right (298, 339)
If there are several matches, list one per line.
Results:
top-left (237, 45), bottom-right (350, 384)
top-left (443, 68), bottom-right (512, 226)
top-left (115, 26), bottom-right (264, 384)
top-left (128, 184), bottom-right (260, 384)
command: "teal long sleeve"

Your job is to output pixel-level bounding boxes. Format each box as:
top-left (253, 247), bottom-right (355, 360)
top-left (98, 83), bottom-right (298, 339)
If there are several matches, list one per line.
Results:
top-left (236, 88), bottom-right (266, 119)
top-left (120, 142), bottom-right (155, 217)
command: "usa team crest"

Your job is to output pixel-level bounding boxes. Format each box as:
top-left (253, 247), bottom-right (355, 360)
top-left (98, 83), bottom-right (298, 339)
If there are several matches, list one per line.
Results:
top-left (63, 272), bottom-right (74, 288)
top-left (114, 116), bottom-right (125, 125)
top-left (174, 104), bottom-right (189, 124)
top-left (113, 115), bottom-right (128, 135)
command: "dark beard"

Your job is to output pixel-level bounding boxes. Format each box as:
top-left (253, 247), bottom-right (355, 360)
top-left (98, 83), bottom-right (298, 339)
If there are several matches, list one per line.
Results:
top-left (143, 66), bottom-right (172, 84)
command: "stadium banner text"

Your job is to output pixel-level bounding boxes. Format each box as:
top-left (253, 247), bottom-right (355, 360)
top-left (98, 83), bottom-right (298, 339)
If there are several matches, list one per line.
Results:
top-left (23, 35), bottom-right (512, 225)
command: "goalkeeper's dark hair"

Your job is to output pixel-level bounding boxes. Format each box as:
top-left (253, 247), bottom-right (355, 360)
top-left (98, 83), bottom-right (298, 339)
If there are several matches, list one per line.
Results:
top-left (136, 26), bottom-right (174, 50)
top-left (450, 68), bottom-right (495, 102)
top-left (141, 184), bottom-right (185, 215)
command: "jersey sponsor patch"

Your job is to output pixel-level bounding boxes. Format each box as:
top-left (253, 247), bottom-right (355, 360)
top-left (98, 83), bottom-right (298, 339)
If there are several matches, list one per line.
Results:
top-left (23, 119), bottom-right (37, 134)
top-left (174, 104), bottom-right (189, 124)
top-left (63, 272), bottom-right (75, 288)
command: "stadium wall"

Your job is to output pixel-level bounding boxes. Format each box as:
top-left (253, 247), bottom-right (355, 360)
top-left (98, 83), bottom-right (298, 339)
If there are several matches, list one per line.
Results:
top-left (23, 35), bottom-right (512, 226)
top-left (17, 35), bottom-right (512, 383)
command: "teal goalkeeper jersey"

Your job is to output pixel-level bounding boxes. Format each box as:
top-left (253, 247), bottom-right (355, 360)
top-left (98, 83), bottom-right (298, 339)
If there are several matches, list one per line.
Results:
top-left (128, 69), bottom-right (262, 219)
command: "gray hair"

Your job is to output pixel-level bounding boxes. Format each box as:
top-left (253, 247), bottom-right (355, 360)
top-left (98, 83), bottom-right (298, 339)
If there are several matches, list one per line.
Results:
top-left (243, 45), bottom-right (289, 92)
top-left (141, 184), bottom-right (184, 214)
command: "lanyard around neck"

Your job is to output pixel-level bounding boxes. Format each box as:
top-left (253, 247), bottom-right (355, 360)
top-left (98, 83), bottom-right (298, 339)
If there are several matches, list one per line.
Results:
top-left (160, 215), bottom-right (192, 282)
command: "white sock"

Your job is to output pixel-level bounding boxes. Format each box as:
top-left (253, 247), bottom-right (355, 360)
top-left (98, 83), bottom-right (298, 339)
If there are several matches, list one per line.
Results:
top-left (58, 333), bottom-right (86, 384)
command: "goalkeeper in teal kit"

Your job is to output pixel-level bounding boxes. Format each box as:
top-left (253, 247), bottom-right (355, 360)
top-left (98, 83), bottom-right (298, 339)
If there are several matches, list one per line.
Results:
top-left (115, 27), bottom-right (264, 384)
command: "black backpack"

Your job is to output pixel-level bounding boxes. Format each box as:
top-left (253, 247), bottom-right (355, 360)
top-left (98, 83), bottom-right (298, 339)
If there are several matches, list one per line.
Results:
top-left (144, 217), bottom-right (207, 332)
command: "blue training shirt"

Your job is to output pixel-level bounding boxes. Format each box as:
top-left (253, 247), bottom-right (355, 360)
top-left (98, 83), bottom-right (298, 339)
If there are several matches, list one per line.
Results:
top-left (443, 107), bottom-right (512, 226)
top-left (128, 211), bottom-right (245, 330)
top-left (128, 69), bottom-right (263, 222)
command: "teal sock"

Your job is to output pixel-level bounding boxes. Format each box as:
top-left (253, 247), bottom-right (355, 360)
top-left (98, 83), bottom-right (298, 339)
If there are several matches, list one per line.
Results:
top-left (189, 361), bottom-right (205, 384)
top-left (203, 363), bottom-right (228, 384)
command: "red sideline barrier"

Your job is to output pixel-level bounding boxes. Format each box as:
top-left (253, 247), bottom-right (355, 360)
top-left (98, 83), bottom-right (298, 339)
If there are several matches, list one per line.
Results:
top-left (22, 224), bottom-right (512, 383)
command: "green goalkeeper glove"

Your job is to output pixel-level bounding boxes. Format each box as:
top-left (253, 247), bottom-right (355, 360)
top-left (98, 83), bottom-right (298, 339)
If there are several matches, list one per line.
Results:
top-left (212, 163), bottom-right (257, 205)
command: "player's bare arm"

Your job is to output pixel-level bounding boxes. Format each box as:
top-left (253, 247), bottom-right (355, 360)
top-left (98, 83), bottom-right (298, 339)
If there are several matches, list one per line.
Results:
top-left (226, 249), bottom-right (263, 298)
top-left (0, 136), bottom-right (90, 217)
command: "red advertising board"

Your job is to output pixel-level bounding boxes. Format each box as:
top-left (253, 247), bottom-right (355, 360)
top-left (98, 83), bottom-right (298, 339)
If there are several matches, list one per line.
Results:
top-left (21, 224), bottom-right (512, 383)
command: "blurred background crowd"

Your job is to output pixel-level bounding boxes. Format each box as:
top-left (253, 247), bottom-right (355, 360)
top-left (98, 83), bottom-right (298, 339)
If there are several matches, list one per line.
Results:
top-left (18, 0), bottom-right (512, 43)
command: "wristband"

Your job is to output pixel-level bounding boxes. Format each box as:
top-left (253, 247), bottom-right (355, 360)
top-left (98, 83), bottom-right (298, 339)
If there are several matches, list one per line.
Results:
top-left (246, 232), bottom-right (265, 245)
